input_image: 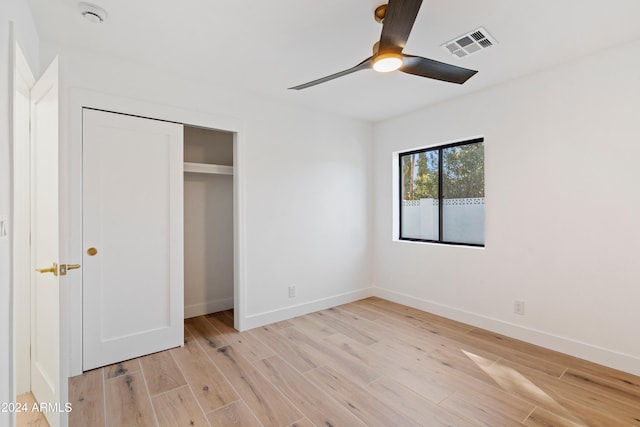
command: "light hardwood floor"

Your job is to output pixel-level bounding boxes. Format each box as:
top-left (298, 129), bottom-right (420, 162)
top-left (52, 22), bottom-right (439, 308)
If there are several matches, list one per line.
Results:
top-left (16, 392), bottom-right (49, 427)
top-left (65, 297), bottom-right (640, 426)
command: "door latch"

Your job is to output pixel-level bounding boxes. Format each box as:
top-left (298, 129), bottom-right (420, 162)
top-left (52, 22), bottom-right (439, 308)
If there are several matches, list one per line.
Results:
top-left (59, 263), bottom-right (81, 276)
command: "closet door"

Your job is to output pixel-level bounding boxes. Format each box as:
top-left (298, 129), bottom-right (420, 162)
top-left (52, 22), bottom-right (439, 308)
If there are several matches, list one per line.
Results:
top-left (82, 108), bottom-right (184, 370)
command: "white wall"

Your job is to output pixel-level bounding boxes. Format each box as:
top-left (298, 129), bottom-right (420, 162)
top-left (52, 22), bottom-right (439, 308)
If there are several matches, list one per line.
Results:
top-left (41, 42), bottom-right (372, 335)
top-left (241, 98), bottom-right (373, 324)
top-left (372, 39), bottom-right (640, 375)
top-left (1, 0), bottom-right (39, 425)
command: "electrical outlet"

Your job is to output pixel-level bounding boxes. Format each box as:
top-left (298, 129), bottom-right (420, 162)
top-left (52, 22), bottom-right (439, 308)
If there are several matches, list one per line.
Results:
top-left (288, 286), bottom-right (296, 298)
top-left (514, 300), bottom-right (525, 315)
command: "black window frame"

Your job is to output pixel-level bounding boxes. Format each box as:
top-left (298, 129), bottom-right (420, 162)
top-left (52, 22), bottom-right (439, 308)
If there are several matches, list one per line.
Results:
top-left (398, 137), bottom-right (485, 247)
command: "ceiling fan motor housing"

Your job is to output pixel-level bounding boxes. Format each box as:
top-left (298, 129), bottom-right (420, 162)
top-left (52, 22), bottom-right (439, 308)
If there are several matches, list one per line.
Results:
top-left (375, 4), bottom-right (387, 23)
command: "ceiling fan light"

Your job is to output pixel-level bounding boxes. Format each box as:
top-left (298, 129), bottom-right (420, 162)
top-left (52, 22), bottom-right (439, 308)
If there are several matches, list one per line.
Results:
top-left (373, 53), bottom-right (403, 72)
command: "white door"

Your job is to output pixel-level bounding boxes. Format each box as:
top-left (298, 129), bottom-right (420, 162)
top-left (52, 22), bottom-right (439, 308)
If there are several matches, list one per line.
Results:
top-left (30, 58), bottom-right (66, 427)
top-left (82, 108), bottom-right (184, 370)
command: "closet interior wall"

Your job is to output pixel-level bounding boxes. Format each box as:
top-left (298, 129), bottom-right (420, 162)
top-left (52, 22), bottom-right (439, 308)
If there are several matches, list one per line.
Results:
top-left (183, 125), bottom-right (234, 319)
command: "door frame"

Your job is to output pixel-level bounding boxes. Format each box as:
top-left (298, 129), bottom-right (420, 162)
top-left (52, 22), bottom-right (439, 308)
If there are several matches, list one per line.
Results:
top-left (68, 89), bottom-right (246, 376)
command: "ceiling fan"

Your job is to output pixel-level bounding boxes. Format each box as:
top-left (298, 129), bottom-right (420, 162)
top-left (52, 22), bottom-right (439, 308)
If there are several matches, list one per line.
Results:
top-left (289, 0), bottom-right (478, 90)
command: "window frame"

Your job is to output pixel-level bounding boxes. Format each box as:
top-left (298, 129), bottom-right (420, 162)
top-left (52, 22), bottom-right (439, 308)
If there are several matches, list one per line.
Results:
top-left (398, 137), bottom-right (485, 247)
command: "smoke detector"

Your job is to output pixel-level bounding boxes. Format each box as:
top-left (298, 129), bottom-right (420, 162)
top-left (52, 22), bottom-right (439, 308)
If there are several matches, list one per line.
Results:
top-left (79, 2), bottom-right (108, 24)
top-left (442, 27), bottom-right (497, 59)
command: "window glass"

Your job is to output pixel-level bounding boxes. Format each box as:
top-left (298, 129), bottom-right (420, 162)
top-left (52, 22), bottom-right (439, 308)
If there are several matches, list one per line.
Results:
top-left (401, 151), bottom-right (439, 240)
top-left (442, 143), bottom-right (485, 245)
top-left (399, 138), bottom-right (484, 246)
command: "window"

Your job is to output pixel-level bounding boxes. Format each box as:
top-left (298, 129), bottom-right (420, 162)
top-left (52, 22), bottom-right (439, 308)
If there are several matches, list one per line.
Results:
top-left (399, 138), bottom-right (484, 246)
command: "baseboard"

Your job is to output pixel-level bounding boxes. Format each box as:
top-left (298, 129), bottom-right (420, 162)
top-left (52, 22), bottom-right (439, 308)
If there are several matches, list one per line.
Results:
top-left (373, 286), bottom-right (640, 377)
top-left (184, 297), bottom-right (234, 319)
top-left (243, 288), bottom-right (373, 330)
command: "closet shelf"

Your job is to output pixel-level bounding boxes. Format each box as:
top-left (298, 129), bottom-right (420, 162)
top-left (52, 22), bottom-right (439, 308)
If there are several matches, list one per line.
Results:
top-left (184, 162), bottom-right (233, 175)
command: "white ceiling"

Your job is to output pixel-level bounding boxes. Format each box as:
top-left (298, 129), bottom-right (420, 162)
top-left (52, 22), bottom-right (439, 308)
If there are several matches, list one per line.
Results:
top-left (26, 0), bottom-right (640, 122)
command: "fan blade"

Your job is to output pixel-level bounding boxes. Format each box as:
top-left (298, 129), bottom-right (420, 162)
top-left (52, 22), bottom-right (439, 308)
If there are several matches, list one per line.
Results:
top-left (288, 57), bottom-right (373, 90)
top-left (400, 54), bottom-right (477, 84)
top-left (378, 0), bottom-right (423, 53)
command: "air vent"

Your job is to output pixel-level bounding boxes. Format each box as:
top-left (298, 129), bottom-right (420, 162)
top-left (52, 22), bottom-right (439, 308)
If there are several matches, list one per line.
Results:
top-left (441, 27), bottom-right (496, 59)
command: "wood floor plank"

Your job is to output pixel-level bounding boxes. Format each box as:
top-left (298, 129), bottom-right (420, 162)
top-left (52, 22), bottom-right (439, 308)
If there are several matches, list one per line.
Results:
top-left (16, 392), bottom-right (50, 427)
top-left (366, 377), bottom-right (474, 427)
top-left (410, 347), bottom-right (547, 419)
top-left (369, 312), bottom-right (453, 347)
top-left (270, 319), bottom-right (294, 329)
top-left (336, 301), bottom-right (383, 321)
top-left (368, 305), bottom-right (500, 362)
top-left (426, 348), bottom-right (501, 387)
top-left (139, 350), bottom-right (187, 396)
top-left (207, 401), bottom-right (262, 427)
top-left (308, 310), bottom-right (378, 345)
top-left (279, 326), bottom-right (381, 386)
top-left (170, 334), bottom-right (238, 413)
top-left (359, 303), bottom-right (507, 371)
top-left (151, 386), bottom-right (208, 427)
top-left (208, 345), bottom-right (303, 426)
top-left (185, 316), bottom-right (229, 350)
top-left (255, 356), bottom-right (368, 427)
top-left (248, 324), bottom-right (320, 373)
top-left (376, 311), bottom-right (506, 363)
top-left (287, 418), bottom-right (314, 427)
top-left (305, 366), bottom-right (421, 427)
top-left (206, 312), bottom-right (274, 363)
top-left (324, 305), bottom-right (419, 345)
top-left (364, 336), bottom-right (457, 403)
top-left (377, 364), bottom-right (456, 405)
top-left (322, 333), bottom-right (391, 377)
top-left (104, 371), bottom-right (156, 427)
top-left (104, 359), bottom-right (141, 380)
top-left (360, 318), bottom-right (490, 374)
top-left (468, 328), bottom-right (580, 368)
top-left (439, 387), bottom-right (534, 427)
top-left (523, 407), bottom-right (587, 427)
top-left (221, 309), bottom-right (234, 321)
top-left (183, 325), bottom-right (192, 338)
top-left (575, 361), bottom-right (640, 395)
top-left (362, 297), bottom-right (475, 333)
top-left (561, 365), bottom-right (640, 403)
top-left (368, 335), bottom-right (439, 367)
top-left (69, 368), bottom-right (104, 427)
top-left (363, 332), bottom-right (465, 403)
top-left (286, 314), bottom-right (336, 339)
top-left (463, 353), bottom-right (571, 413)
top-left (489, 357), bottom-right (640, 426)
top-left (206, 312), bottom-right (233, 328)
top-left (452, 330), bottom-right (568, 378)
top-left (379, 335), bottom-right (543, 417)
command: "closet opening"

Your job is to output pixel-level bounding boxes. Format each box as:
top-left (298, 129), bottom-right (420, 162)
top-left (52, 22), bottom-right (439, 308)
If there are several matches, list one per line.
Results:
top-left (183, 125), bottom-right (235, 322)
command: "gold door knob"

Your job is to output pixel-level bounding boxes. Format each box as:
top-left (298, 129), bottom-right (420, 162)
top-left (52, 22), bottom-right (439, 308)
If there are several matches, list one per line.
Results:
top-left (87, 247), bottom-right (98, 256)
top-left (36, 263), bottom-right (58, 276)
